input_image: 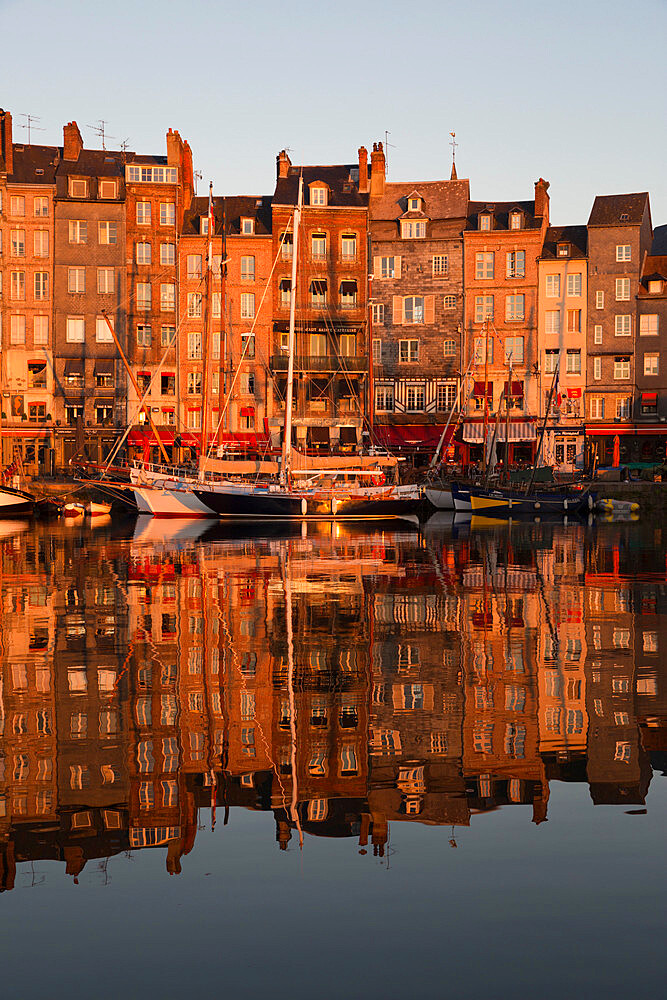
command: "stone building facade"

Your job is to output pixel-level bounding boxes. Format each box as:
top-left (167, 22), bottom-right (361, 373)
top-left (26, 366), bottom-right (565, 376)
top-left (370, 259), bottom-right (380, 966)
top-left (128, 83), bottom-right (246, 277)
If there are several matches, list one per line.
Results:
top-left (635, 240), bottom-right (667, 441)
top-left (368, 142), bottom-right (469, 459)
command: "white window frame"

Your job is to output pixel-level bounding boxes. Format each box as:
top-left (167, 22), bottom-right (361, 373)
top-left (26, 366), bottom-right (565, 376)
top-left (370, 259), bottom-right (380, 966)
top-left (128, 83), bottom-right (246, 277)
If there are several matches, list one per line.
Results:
top-left (98, 221), bottom-right (117, 245)
top-left (593, 356), bottom-right (601, 380)
top-left (69, 220), bottom-right (87, 244)
top-left (240, 293), bottom-right (255, 319)
top-left (136, 202), bottom-right (151, 225)
top-left (616, 244), bottom-right (631, 262)
top-left (614, 358), bottom-right (630, 380)
top-left (475, 252), bottom-right (494, 279)
top-left (566, 273), bottom-right (582, 297)
top-left (136, 242), bottom-right (152, 265)
top-left (96, 316), bottom-right (114, 342)
top-left (66, 316), bottom-right (85, 343)
top-left (372, 302), bottom-right (385, 325)
top-left (310, 187), bottom-right (327, 207)
top-left (401, 220), bottom-right (426, 239)
top-left (639, 314), bottom-right (658, 336)
top-left (160, 202), bottom-right (175, 226)
top-left (545, 274), bottom-right (561, 297)
top-left (432, 255), bottom-right (448, 276)
top-left (644, 354), bottom-right (659, 376)
top-left (594, 324), bottom-right (603, 344)
top-left (399, 339), bottom-right (419, 363)
top-left (97, 267), bottom-right (115, 294)
top-left (161, 243), bottom-right (175, 266)
top-left (68, 267), bottom-right (85, 293)
top-left (615, 277), bottom-right (630, 301)
top-left (615, 314), bottom-right (631, 337)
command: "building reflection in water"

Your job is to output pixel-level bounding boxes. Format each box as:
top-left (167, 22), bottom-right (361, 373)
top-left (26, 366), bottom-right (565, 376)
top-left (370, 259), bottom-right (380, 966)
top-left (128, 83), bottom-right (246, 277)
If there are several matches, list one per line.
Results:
top-left (0, 517), bottom-right (665, 888)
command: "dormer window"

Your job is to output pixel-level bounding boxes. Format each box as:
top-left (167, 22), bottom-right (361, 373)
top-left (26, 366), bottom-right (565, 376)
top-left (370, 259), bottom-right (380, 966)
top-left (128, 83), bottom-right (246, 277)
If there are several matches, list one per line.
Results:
top-left (401, 220), bottom-right (426, 239)
top-left (479, 213), bottom-right (492, 231)
top-left (648, 279), bottom-right (663, 294)
top-left (241, 217), bottom-right (254, 235)
top-left (408, 196), bottom-right (421, 212)
top-left (201, 217), bottom-right (209, 235)
top-left (557, 243), bottom-right (570, 257)
top-left (99, 179), bottom-right (117, 199)
top-left (69, 178), bottom-right (88, 198)
top-left (509, 211), bottom-right (522, 230)
top-left (310, 185), bottom-right (327, 207)
top-left (620, 213), bottom-right (629, 222)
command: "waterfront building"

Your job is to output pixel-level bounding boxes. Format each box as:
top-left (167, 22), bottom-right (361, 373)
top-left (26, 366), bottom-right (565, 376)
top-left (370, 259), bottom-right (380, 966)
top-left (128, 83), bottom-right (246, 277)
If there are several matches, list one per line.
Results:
top-left (537, 225), bottom-right (588, 473)
top-left (585, 192), bottom-right (653, 468)
top-left (461, 180), bottom-right (551, 466)
top-left (368, 142), bottom-right (469, 460)
top-left (635, 234), bottom-right (667, 432)
top-left (0, 109), bottom-right (57, 475)
top-left (269, 149), bottom-right (370, 454)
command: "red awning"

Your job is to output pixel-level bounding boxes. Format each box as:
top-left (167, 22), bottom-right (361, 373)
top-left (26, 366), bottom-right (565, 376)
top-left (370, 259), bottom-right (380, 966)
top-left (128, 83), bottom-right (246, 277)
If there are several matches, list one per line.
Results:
top-left (473, 380), bottom-right (493, 397)
top-left (240, 406), bottom-right (255, 417)
top-left (642, 392), bottom-right (657, 402)
top-left (567, 387), bottom-right (583, 399)
top-left (374, 424), bottom-right (455, 450)
top-left (503, 380), bottom-right (523, 397)
top-left (585, 425), bottom-right (667, 436)
top-left (138, 371), bottom-right (150, 377)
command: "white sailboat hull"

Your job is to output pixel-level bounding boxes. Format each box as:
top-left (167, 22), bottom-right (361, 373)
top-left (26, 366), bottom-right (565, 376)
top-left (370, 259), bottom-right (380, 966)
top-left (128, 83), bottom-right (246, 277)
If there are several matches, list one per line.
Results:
top-left (425, 487), bottom-right (455, 510)
top-left (133, 485), bottom-right (216, 518)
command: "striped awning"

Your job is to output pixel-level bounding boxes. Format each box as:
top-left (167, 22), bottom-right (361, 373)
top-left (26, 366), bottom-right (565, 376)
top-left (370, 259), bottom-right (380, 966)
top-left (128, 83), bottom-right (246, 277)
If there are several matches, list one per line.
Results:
top-left (463, 421), bottom-right (537, 443)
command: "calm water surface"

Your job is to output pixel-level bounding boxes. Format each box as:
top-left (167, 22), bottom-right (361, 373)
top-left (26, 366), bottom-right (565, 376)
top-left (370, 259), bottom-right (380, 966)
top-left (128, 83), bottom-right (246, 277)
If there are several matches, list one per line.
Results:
top-left (0, 514), bottom-right (665, 998)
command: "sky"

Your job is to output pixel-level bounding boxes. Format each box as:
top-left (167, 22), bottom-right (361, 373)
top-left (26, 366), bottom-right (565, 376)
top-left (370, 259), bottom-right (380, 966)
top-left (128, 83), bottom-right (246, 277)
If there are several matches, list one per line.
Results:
top-left (2, 0), bottom-right (665, 227)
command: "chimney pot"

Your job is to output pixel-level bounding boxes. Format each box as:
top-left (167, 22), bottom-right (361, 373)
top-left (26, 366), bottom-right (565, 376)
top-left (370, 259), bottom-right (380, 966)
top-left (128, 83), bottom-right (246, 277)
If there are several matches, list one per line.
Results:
top-left (358, 146), bottom-right (369, 193)
top-left (63, 121), bottom-right (83, 161)
top-left (370, 141), bottom-right (386, 198)
top-left (276, 149), bottom-right (291, 180)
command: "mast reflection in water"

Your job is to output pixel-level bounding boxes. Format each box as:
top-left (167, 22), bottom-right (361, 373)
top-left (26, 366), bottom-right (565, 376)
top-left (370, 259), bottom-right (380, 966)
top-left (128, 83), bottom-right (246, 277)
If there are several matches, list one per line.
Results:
top-left (0, 516), bottom-right (665, 997)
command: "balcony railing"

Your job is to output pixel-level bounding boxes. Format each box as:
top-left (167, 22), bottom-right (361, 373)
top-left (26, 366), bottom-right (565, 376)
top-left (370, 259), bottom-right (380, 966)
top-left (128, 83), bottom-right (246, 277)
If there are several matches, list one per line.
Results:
top-left (271, 354), bottom-right (367, 374)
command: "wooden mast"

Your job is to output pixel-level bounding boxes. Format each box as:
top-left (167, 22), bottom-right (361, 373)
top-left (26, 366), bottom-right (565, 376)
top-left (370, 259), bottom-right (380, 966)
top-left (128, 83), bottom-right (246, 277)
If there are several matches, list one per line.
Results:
top-left (199, 182), bottom-right (214, 479)
top-left (281, 175), bottom-right (303, 486)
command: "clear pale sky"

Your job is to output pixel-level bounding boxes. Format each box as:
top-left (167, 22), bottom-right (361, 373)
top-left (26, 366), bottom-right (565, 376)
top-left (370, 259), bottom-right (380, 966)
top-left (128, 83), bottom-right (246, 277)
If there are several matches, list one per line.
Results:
top-left (2, 0), bottom-right (665, 227)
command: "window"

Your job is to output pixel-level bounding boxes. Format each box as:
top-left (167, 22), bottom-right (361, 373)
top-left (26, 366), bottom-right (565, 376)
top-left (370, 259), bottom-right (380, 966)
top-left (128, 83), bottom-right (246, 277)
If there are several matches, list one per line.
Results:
top-left (310, 186), bottom-right (327, 206)
top-left (505, 294), bottom-right (525, 321)
top-left (506, 251), bottom-right (525, 278)
top-left (10, 315), bottom-right (26, 344)
top-left (566, 309), bottom-right (582, 333)
top-left (66, 316), bottom-right (85, 342)
top-left (240, 293), bottom-right (255, 319)
top-left (614, 357), bottom-right (630, 379)
top-left (479, 213), bottom-right (491, 230)
top-left (616, 397), bottom-right (630, 419)
top-left (475, 295), bottom-right (494, 322)
top-left (372, 338), bottom-right (382, 363)
top-left (199, 216), bottom-right (209, 236)
top-left (444, 294), bottom-right (457, 309)
top-left (593, 356), bottom-right (601, 380)
top-left (375, 385), bottom-right (394, 412)
top-left (69, 178), bottom-right (88, 198)
top-left (241, 255), bottom-right (255, 280)
top-left (566, 349), bottom-right (581, 374)
top-left (97, 267), bottom-right (115, 293)
top-left (399, 339), bottom-right (419, 363)
top-left (311, 232), bottom-right (327, 259)
top-left (11, 228), bottom-right (25, 256)
top-left (96, 316), bottom-right (114, 342)
top-left (615, 314), bottom-right (631, 336)
top-left (545, 310), bottom-right (560, 334)
top-left (443, 339), bottom-right (456, 356)
top-left (161, 372), bottom-right (175, 395)
top-left (161, 243), bottom-right (175, 266)
top-left (34, 230), bottom-right (49, 256)
top-left (616, 244), bottom-right (631, 262)
top-left (504, 336), bottom-right (524, 364)
top-left (34, 196), bottom-right (48, 217)
top-left (161, 325), bottom-right (176, 347)
top-left (242, 333), bottom-right (255, 358)
top-left (212, 292), bottom-right (221, 317)
top-left (98, 221), bottom-right (117, 244)
top-left (509, 211), bottom-right (522, 229)
top-left (372, 303), bottom-right (385, 324)
top-left (544, 349), bottom-right (559, 374)
top-left (474, 336), bottom-right (493, 365)
top-left (136, 242), bottom-right (151, 265)
top-left (475, 252), bottom-right (494, 279)
top-left (310, 279), bottom-right (327, 307)
top-left (590, 396), bottom-right (605, 418)
top-left (280, 232), bottom-right (293, 260)
top-left (379, 255), bottom-right (398, 279)
top-left (183, 253), bottom-right (201, 280)
top-left (648, 279), bottom-right (663, 294)
top-left (187, 372), bottom-right (202, 395)
top-left (437, 383), bottom-right (456, 410)
top-left (341, 234), bottom-right (356, 259)
top-left (187, 292), bottom-right (202, 318)
top-left (644, 354), bottom-right (659, 376)
top-left (279, 278), bottom-right (292, 308)
top-left (401, 220), bottom-right (426, 238)
top-left (566, 273), bottom-right (582, 297)
top-left (546, 274), bottom-right (561, 297)
top-left (160, 283), bottom-right (175, 311)
top-left (69, 220), bottom-right (87, 243)
top-left (160, 202), bottom-right (175, 226)
top-left (595, 290), bottom-right (604, 309)
top-left (339, 333), bottom-right (356, 356)
top-left (404, 296), bottom-right (424, 324)
top-left (99, 179), bottom-right (116, 199)
top-left (241, 217), bottom-right (255, 235)
top-left (406, 384), bottom-right (425, 411)
top-left (136, 324), bottom-right (152, 347)
top-left (339, 280), bottom-right (357, 308)
top-left (34, 316), bottom-right (48, 345)
top-left (616, 278), bottom-right (630, 301)
top-left (188, 332), bottom-right (202, 359)
top-left (594, 324), bottom-right (603, 344)
top-left (11, 271), bottom-right (25, 299)
top-left (640, 314), bottom-right (658, 336)
top-left (68, 268), bottom-right (85, 293)
top-left (10, 195), bottom-right (25, 216)
top-left (432, 254), bottom-right (448, 275)
top-left (34, 272), bottom-right (48, 300)
top-left (136, 202), bottom-right (151, 225)
top-left (136, 282), bottom-right (151, 311)
top-left (28, 361), bottom-right (47, 388)
top-left (126, 165), bottom-right (178, 184)
top-left (310, 333), bottom-right (327, 356)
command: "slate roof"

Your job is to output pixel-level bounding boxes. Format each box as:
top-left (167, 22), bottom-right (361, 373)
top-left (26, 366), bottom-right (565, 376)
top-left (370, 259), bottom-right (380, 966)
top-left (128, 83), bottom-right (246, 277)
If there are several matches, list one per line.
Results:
top-left (181, 195), bottom-right (273, 237)
top-left (651, 224), bottom-right (667, 255)
top-left (540, 225), bottom-right (588, 260)
top-left (274, 164), bottom-right (367, 208)
top-left (57, 149), bottom-right (125, 177)
top-left (371, 179), bottom-right (469, 222)
top-left (5, 143), bottom-right (59, 184)
top-left (587, 192), bottom-right (649, 227)
top-left (640, 255), bottom-right (667, 284)
top-left (466, 199), bottom-right (540, 231)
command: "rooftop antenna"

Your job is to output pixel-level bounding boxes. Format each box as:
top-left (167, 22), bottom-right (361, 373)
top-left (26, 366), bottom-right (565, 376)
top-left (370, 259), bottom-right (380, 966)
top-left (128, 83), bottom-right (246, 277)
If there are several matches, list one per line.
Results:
top-left (194, 169), bottom-right (203, 195)
top-left (449, 131), bottom-right (458, 179)
top-left (19, 114), bottom-right (44, 145)
top-left (384, 130), bottom-right (397, 173)
top-left (87, 120), bottom-right (114, 150)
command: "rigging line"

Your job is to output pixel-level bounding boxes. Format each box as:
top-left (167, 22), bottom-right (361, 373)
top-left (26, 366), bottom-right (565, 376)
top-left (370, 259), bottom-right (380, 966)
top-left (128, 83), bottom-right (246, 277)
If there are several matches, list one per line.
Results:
top-left (100, 271), bottom-right (208, 474)
top-left (203, 217), bottom-right (296, 468)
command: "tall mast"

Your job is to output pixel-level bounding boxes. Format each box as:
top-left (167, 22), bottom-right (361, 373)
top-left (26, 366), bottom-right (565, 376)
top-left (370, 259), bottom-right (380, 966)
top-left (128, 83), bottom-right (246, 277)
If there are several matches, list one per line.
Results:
top-left (505, 355), bottom-right (512, 484)
top-left (281, 175), bottom-right (303, 486)
top-left (199, 182), bottom-right (214, 479)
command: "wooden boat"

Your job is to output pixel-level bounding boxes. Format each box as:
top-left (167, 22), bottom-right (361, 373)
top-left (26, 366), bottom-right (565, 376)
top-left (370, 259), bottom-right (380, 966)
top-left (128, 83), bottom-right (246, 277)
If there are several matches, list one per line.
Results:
top-left (0, 484), bottom-right (35, 517)
top-left (63, 500), bottom-right (112, 517)
top-left (450, 483), bottom-right (473, 512)
top-left (466, 483), bottom-right (595, 517)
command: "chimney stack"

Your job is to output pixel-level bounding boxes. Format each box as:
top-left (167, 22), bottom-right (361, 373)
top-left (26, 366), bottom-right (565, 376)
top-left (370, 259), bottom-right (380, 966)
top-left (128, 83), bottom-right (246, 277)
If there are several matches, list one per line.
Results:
top-left (63, 121), bottom-right (83, 161)
top-left (276, 149), bottom-right (291, 180)
top-left (166, 127), bottom-right (184, 166)
top-left (534, 177), bottom-right (550, 224)
top-left (358, 146), bottom-right (369, 193)
top-left (370, 142), bottom-right (386, 198)
top-left (0, 109), bottom-right (13, 175)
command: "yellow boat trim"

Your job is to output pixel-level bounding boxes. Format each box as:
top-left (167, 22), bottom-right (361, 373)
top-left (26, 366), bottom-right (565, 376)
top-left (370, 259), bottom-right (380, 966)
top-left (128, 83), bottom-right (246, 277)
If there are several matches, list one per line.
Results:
top-left (470, 494), bottom-right (510, 511)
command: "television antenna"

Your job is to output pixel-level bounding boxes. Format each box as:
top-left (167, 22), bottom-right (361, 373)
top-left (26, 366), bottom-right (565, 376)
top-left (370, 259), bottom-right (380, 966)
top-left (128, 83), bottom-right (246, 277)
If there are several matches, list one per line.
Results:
top-left (87, 120), bottom-right (114, 150)
top-left (194, 169), bottom-right (203, 195)
top-left (19, 114), bottom-right (45, 145)
top-left (384, 130), bottom-right (397, 172)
